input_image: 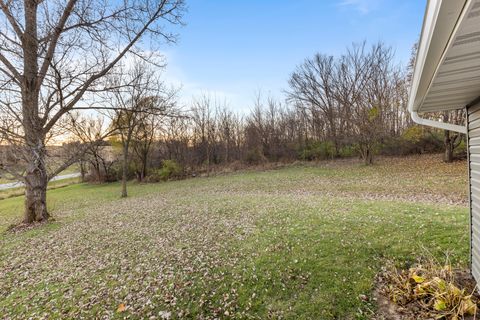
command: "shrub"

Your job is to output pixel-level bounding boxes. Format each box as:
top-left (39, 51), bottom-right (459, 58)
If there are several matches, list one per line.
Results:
top-left (105, 162), bottom-right (135, 182)
top-left (245, 148), bottom-right (267, 165)
top-left (144, 170), bottom-right (162, 183)
top-left (146, 160), bottom-right (183, 182)
top-left (402, 125), bottom-right (424, 145)
top-left (380, 126), bottom-right (444, 156)
top-left (339, 145), bottom-right (356, 158)
top-left (454, 139), bottom-right (467, 159)
top-left (298, 141), bottom-right (336, 160)
top-left (159, 159), bottom-right (183, 181)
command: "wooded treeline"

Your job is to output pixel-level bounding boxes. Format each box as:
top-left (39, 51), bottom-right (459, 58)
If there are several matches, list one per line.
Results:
top-left (60, 43), bottom-right (464, 188)
top-left (62, 42), bottom-right (464, 188)
top-left (1, 40), bottom-right (464, 190)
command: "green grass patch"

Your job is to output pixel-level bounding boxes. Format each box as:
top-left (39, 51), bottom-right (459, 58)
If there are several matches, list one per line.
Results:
top-left (0, 155), bottom-right (470, 319)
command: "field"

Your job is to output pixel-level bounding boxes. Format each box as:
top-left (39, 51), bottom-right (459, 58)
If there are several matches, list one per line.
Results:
top-left (0, 155), bottom-right (470, 319)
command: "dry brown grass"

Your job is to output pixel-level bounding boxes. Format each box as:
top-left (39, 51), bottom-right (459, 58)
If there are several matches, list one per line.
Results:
top-left (378, 255), bottom-right (478, 320)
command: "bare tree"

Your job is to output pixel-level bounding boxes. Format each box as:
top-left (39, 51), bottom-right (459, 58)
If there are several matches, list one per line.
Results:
top-left (0, 0), bottom-right (184, 223)
top-left (108, 61), bottom-right (177, 197)
top-left (348, 43), bottom-right (390, 164)
top-left (215, 105), bottom-right (244, 163)
top-left (191, 94), bottom-right (216, 174)
top-left (163, 115), bottom-right (192, 165)
top-left (132, 112), bottom-right (158, 182)
top-left (67, 114), bottom-right (116, 182)
top-left (287, 54), bottom-right (342, 156)
top-left (288, 42), bottom-right (408, 165)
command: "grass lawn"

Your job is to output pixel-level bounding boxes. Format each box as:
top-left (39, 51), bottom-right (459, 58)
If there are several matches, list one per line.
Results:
top-left (0, 155), bottom-right (470, 319)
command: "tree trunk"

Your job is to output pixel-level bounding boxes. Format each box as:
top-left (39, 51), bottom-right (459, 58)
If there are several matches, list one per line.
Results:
top-left (360, 144), bottom-right (374, 165)
top-left (225, 142), bottom-right (229, 163)
top-left (24, 168), bottom-right (49, 223)
top-left (444, 146), bottom-right (454, 163)
top-left (141, 154), bottom-right (147, 181)
top-left (80, 160), bottom-right (86, 182)
top-left (23, 142), bottom-right (49, 223)
top-left (444, 130), bottom-right (454, 163)
top-left (333, 139), bottom-right (340, 158)
top-left (206, 141), bottom-right (210, 177)
top-left (365, 149), bottom-right (374, 165)
top-left (121, 143), bottom-right (129, 198)
top-left (22, 0), bottom-right (48, 224)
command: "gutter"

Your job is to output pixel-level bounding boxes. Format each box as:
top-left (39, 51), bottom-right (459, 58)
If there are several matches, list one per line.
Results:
top-left (408, 0), bottom-right (469, 135)
top-left (411, 111), bottom-right (466, 134)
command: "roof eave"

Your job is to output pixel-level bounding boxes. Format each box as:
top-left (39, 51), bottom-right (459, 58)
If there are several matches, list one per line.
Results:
top-left (408, 0), bottom-right (468, 114)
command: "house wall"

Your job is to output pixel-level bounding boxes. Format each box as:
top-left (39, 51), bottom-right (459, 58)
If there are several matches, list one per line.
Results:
top-left (468, 102), bottom-right (480, 280)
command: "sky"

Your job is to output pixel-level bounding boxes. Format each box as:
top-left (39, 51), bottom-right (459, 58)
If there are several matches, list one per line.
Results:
top-left (162, 0), bottom-right (427, 112)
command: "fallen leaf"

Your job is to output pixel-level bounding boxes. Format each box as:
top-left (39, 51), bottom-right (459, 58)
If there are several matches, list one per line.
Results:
top-left (117, 303), bottom-right (126, 313)
top-left (411, 274), bottom-right (425, 284)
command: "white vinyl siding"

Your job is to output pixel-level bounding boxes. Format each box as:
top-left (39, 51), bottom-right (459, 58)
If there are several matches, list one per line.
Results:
top-left (468, 102), bottom-right (480, 280)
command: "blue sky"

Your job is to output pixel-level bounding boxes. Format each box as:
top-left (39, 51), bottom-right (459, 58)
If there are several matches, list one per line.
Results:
top-left (163, 0), bottom-right (427, 112)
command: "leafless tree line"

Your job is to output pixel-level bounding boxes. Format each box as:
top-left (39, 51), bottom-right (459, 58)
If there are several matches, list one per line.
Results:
top-left (60, 43), bottom-right (458, 193)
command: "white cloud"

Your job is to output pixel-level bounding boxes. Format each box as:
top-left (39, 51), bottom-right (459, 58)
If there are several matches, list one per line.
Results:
top-left (338, 0), bottom-right (381, 14)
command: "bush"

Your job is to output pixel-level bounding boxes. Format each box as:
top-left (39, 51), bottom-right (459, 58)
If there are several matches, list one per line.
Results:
top-left (245, 148), bottom-right (267, 165)
top-left (146, 159), bottom-right (183, 182)
top-left (105, 162), bottom-right (136, 182)
top-left (402, 125), bottom-right (424, 144)
top-left (380, 126), bottom-right (444, 156)
top-left (298, 141), bottom-right (335, 161)
top-left (160, 160), bottom-right (183, 180)
top-left (339, 145), bottom-right (356, 158)
top-left (455, 139), bottom-right (467, 159)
